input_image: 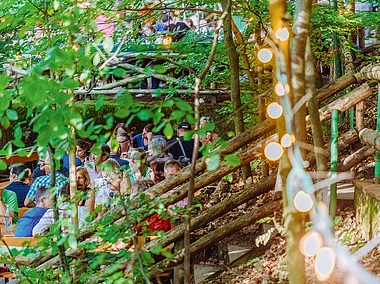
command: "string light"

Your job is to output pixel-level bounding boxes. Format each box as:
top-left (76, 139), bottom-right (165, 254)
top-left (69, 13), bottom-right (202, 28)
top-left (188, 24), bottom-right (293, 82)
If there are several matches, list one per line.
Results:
top-left (162, 36), bottom-right (172, 46)
top-left (294, 190), bottom-right (313, 212)
top-left (264, 142), bottom-right (284, 161)
top-left (299, 231), bottom-right (323, 257)
top-left (281, 134), bottom-right (294, 148)
top-left (258, 48), bottom-right (273, 63)
top-left (267, 102), bottom-right (283, 119)
top-left (315, 247), bottom-right (336, 281)
top-left (275, 82), bottom-right (286, 96)
top-left (275, 28), bottom-right (290, 41)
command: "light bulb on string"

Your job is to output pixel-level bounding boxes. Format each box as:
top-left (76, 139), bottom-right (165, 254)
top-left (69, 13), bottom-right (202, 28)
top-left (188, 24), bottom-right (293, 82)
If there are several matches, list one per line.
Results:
top-left (315, 247), bottom-right (336, 281)
top-left (275, 28), bottom-right (290, 41)
top-left (294, 190), bottom-right (313, 212)
top-left (299, 231), bottom-right (323, 257)
top-left (267, 102), bottom-right (283, 119)
top-left (281, 134), bottom-right (294, 148)
top-left (258, 48), bottom-right (273, 63)
top-left (162, 36), bottom-right (172, 46)
top-left (275, 82), bottom-right (286, 96)
top-left (264, 142), bottom-right (283, 162)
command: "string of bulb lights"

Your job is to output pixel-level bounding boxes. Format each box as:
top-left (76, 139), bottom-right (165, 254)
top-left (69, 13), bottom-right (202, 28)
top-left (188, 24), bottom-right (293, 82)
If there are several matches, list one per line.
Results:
top-left (259, 26), bottom-right (380, 283)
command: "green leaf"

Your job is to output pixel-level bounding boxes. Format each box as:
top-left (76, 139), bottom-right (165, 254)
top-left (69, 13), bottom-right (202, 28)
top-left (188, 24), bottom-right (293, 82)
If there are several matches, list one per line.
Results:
top-left (151, 245), bottom-right (163, 255)
top-left (137, 110), bottom-right (150, 121)
top-left (1, 117), bottom-right (10, 128)
top-left (224, 154), bottom-right (240, 167)
top-left (114, 107), bottom-right (129, 118)
top-left (227, 131), bottom-right (235, 138)
top-left (5, 143), bottom-right (12, 159)
top-left (68, 235), bottom-right (77, 250)
top-left (0, 160), bottom-right (6, 170)
top-left (207, 154), bottom-right (220, 171)
top-left (112, 68), bottom-right (127, 78)
top-left (95, 95), bottom-right (104, 111)
top-left (162, 99), bottom-right (174, 107)
top-left (53, 0), bottom-right (60, 10)
top-left (163, 122), bottom-right (173, 139)
top-left (6, 109), bottom-right (18, 121)
top-left (103, 37), bottom-right (114, 54)
top-left (177, 100), bottom-right (192, 112)
top-left (62, 78), bottom-right (79, 89)
top-left (93, 53), bottom-right (100, 66)
top-left (152, 65), bottom-right (167, 74)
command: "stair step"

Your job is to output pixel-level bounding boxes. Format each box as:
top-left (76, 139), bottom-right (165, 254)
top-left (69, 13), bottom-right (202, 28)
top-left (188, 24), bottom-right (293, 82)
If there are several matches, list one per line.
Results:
top-left (193, 264), bottom-right (223, 284)
top-left (227, 245), bottom-right (252, 264)
top-left (337, 183), bottom-right (355, 200)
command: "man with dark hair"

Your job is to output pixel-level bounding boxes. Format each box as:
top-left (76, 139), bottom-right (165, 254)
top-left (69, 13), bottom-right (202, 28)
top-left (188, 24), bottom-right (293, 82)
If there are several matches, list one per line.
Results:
top-left (168, 122), bottom-right (202, 164)
top-left (24, 153), bottom-right (68, 208)
top-left (133, 123), bottom-right (154, 151)
top-left (163, 14), bottom-right (190, 42)
top-left (6, 164), bottom-right (31, 208)
top-left (14, 186), bottom-right (52, 237)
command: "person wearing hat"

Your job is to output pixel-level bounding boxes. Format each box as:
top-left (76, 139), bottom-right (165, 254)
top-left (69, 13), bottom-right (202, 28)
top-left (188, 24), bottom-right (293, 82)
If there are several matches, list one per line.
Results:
top-left (168, 122), bottom-right (202, 164)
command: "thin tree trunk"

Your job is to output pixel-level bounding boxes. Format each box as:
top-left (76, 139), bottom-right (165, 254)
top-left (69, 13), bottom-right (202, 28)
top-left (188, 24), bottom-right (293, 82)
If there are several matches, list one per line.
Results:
top-left (338, 146), bottom-right (375, 172)
top-left (306, 37), bottom-right (328, 201)
top-left (291, 0), bottom-right (312, 159)
top-left (222, 0), bottom-right (252, 180)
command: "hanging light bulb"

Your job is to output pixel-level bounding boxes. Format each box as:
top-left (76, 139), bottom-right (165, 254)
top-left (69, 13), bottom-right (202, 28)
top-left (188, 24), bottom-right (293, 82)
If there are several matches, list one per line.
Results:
top-left (275, 82), bottom-right (286, 96)
top-left (281, 134), bottom-right (294, 148)
top-left (258, 48), bottom-right (273, 63)
top-left (315, 247), bottom-right (336, 281)
top-left (294, 190), bottom-right (314, 212)
top-left (264, 142), bottom-right (283, 161)
top-left (299, 231), bottom-right (323, 257)
top-left (267, 102), bottom-right (283, 119)
top-left (275, 28), bottom-right (290, 41)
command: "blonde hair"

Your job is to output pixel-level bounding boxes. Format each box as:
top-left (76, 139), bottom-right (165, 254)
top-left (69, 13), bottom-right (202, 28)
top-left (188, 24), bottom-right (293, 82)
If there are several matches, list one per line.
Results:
top-left (76, 166), bottom-right (90, 188)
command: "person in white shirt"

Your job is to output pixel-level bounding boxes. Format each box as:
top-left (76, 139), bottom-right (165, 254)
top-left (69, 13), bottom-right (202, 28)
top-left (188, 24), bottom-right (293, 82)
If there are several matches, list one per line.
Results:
top-left (32, 183), bottom-right (89, 236)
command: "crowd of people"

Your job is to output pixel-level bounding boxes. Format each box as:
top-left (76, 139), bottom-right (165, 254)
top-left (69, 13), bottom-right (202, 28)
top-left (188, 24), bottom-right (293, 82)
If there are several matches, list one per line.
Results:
top-left (0, 118), bottom-right (218, 242)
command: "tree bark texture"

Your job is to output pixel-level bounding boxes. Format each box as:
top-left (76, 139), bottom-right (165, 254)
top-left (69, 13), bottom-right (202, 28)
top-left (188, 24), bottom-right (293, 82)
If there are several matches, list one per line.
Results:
top-left (338, 146), bottom-right (375, 172)
top-left (359, 128), bottom-right (380, 151)
top-left (360, 64), bottom-right (380, 81)
top-left (305, 37), bottom-right (328, 195)
top-left (309, 83), bottom-right (373, 124)
top-left (291, 0), bottom-right (312, 159)
top-left (316, 72), bottom-right (365, 102)
top-left (223, 0), bottom-right (251, 180)
top-left (356, 101), bottom-right (365, 131)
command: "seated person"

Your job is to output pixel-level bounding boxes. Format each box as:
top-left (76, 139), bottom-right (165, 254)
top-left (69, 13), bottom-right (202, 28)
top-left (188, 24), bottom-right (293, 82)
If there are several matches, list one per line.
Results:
top-left (113, 178), bottom-right (171, 251)
top-left (162, 159), bottom-right (187, 209)
top-left (126, 148), bottom-right (150, 184)
top-left (133, 124), bottom-right (153, 151)
top-left (24, 153), bottom-right (68, 208)
top-left (77, 166), bottom-right (95, 213)
top-left (0, 187), bottom-right (18, 225)
top-left (6, 164), bottom-right (31, 208)
top-left (32, 183), bottom-right (88, 236)
top-left (133, 178), bottom-right (171, 234)
top-left (95, 158), bottom-right (121, 207)
top-left (14, 186), bottom-right (52, 237)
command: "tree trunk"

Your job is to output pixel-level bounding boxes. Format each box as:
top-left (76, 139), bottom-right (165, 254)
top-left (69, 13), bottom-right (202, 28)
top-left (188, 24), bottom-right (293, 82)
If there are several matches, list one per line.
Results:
top-left (223, 0), bottom-right (252, 180)
top-left (306, 37), bottom-right (328, 202)
top-left (152, 200), bottom-right (282, 273)
top-left (316, 72), bottom-right (365, 102)
top-left (360, 64), bottom-right (380, 80)
top-left (359, 128), bottom-right (380, 151)
top-left (291, 0), bottom-right (312, 159)
top-left (338, 146), bottom-right (375, 172)
top-left (356, 101), bottom-right (365, 131)
top-left (310, 83), bottom-right (373, 123)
